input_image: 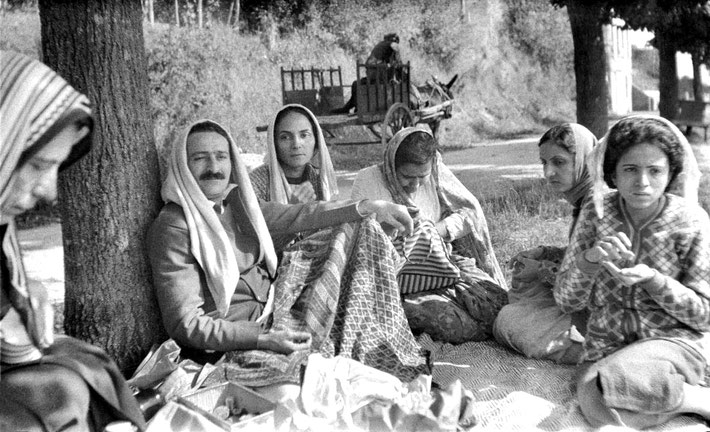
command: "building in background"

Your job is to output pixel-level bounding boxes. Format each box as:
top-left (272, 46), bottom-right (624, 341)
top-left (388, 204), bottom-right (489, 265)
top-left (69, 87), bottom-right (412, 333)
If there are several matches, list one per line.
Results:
top-left (604, 19), bottom-right (633, 116)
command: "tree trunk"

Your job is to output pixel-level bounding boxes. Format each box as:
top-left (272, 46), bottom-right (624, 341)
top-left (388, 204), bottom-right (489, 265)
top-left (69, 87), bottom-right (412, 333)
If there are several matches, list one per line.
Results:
top-left (656, 29), bottom-right (678, 119)
top-left (566, 2), bottom-right (609, 138)
top-left (38, 0), bottom-right (165, 375)
top-left (692, 51), bottom-right (704, 101)
top-left (235, 0), bottom-right (240, 30)
top-left (175, 0), bottom-right (180, 26)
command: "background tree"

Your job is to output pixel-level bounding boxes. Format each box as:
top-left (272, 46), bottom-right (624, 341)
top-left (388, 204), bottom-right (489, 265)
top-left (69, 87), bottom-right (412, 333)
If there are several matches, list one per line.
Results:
top-left (552, 0), bottom-right (709, 133)
top-left (614, 1), bottom-right (710, 118)
top-left (38, 0), bottom-right (166, 374)
top-left (561, 0), bottom-right (609, 138)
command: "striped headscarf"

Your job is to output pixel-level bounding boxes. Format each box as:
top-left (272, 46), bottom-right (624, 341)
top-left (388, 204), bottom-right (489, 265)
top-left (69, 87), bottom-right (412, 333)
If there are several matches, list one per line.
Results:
top-left (161, 120), bottom-right (277, 317)
top-left (382, 126), bottom-right (507, 289)
top-left (1, 50), bottom-right (92, 363)
top-left (264, 104), bottom-right (338, 204)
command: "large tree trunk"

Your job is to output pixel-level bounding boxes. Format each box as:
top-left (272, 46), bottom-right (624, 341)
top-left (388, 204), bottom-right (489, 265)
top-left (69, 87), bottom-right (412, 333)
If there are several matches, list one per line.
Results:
top-left (566, 2), bottom-right (609, 138)
top-left (656, 29), bottom-right (679, 119)
top-left (38, 0), bottom-right (165, 375)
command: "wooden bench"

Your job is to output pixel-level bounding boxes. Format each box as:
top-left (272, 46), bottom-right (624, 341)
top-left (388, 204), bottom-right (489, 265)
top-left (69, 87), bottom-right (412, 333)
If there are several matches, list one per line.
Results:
top-left (673, 100), bottom-right (710, 143)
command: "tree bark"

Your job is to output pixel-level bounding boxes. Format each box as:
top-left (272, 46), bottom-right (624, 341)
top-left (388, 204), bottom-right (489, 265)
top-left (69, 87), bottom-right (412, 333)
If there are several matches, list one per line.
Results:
top-left (38, 0), bottom-right (165, 375)
top-left (656, 29), bottom-right (679, 119)
top-left (566, 2), bottom-right (609, 138)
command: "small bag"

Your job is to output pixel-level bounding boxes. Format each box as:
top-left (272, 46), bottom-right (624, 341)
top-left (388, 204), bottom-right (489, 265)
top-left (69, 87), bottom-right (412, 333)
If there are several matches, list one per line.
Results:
top-left (393, 219), bottom-right (460, 294)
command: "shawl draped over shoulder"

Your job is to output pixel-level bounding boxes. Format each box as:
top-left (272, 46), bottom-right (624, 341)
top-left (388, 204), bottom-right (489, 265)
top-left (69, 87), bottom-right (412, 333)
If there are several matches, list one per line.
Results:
top-left (380, 126), bottom-right (507, 290)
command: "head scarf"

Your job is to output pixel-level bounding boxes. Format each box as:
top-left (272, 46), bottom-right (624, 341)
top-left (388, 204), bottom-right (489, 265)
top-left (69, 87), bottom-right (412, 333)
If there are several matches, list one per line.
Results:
top-left (547, 123), bottom-right (597, 209)
top-left (264, 104), bottom-right (338, 204)
top-left (381, 126), bottom-right (507, 289)
top-left (161, 119), bottom-right (277, 317)
top-left (1, 50), bottom-right (92, 362)
top-left (589, 114), bottom-right (701, 219)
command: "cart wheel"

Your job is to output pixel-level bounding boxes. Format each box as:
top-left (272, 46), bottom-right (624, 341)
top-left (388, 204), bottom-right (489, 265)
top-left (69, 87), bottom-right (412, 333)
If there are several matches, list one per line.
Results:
top-left (382, 103), bottom-right (414, 145)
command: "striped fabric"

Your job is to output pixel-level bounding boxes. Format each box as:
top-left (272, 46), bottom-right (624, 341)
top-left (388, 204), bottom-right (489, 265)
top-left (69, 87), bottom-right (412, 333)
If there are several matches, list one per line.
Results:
top-left (1, 51), bottom-right (91, 364)
top-left (394, 219), bottom-right (460, 294)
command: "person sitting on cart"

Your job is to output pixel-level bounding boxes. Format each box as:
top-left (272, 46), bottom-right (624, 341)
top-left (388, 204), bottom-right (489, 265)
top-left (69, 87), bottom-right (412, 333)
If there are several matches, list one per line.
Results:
top-left (332, 33), bottom-right (402, 115)
top-left (249, 104), bottom-right (339, 253)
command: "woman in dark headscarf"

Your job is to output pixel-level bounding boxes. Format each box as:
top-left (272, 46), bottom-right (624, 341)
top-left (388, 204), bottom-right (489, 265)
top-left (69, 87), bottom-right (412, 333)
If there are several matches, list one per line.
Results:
top-left (493, 123), bottom-right (597, 364)
top-left (0, 51), bottom-right (145, 431)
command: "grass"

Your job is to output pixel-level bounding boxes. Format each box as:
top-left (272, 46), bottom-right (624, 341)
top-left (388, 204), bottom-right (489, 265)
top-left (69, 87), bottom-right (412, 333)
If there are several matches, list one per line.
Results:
top-left (468, 176), bottom-right (571, 283)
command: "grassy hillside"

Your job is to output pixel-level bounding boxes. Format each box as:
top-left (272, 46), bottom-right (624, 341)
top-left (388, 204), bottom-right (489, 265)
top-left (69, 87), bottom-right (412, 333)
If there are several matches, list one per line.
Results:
top-left (0, 0), bottom-right (576, 174)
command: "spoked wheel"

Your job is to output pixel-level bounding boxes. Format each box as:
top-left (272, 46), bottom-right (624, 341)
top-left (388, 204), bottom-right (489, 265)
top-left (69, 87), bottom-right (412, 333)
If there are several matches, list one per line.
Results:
top-left (381, 103), bottom-right (415, 145)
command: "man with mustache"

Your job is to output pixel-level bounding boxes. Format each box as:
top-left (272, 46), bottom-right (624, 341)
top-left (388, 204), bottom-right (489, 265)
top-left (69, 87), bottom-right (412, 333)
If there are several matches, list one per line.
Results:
top-left (147, 121), bottom-right (416, 395)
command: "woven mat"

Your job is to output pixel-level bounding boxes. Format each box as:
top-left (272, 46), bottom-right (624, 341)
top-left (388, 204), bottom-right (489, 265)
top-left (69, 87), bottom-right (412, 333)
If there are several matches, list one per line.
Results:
top-left (418, 335), bottom-right (709, 432)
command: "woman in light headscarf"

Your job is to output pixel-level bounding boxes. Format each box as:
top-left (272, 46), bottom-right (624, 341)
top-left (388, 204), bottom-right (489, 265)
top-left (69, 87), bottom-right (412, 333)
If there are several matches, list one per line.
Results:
top-left (250, 104), bottom-right (339, 252)
top-left (0, 51), bottom-right (145, 431)
top-left (493, 123), bottom-right (597, 364)
top-left (555, 115), bottom-right (710, 428)
top-left (352, 126), bottom-right (508, 344)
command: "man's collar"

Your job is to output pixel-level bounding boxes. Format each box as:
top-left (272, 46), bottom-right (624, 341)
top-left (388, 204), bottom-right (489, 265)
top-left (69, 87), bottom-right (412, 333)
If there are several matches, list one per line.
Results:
top-left (211, 184), bottom-right (238, 215)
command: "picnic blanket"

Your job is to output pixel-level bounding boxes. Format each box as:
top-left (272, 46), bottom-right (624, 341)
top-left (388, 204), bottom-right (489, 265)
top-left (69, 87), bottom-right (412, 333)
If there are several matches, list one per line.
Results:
top-left (212, 217), bottom-right (429, 387)
top-left (419, 334), bottom-right (709, 431)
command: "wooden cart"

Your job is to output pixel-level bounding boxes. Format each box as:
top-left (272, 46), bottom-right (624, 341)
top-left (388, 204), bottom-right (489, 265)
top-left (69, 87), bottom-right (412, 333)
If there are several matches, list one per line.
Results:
top-left (259, 62), bottom-right (453, 146)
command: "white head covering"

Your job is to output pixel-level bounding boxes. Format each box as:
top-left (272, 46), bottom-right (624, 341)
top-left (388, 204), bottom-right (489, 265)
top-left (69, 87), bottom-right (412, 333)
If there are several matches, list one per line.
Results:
top-left (161, 119), bottom-right (277, 317)
top-left (265, 104), bottom-right (338, 203)
top-left (1, 50), bottom-right (92, 362)
top-left (589, 114), bottom-right (701, 218)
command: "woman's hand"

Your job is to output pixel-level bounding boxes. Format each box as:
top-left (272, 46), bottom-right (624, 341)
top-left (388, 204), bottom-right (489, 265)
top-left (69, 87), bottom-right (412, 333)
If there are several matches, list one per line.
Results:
top-left (601, 261), bottom-right (655, 286)
top-left (257, 329), bottom-right (312, 354)
top-left (584, 232), bottom-right (635, 264)
top-left (289, 182), bottom-right (317, 204)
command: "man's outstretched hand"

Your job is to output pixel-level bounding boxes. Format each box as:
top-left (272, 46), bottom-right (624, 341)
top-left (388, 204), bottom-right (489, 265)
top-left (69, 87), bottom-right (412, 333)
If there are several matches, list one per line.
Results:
top-left (358, 200), bottom-right (414, 237)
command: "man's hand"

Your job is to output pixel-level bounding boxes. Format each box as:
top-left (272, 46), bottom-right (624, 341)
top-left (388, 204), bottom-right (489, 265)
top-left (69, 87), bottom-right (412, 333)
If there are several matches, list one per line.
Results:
top-left (358, 200), bottom-right (414, 237)
top-left (257, 329), bottom-right (312, 355)
top-left (289, 182), bottom-right (317, 204)
top-left (601, 261), bottom-right (655, 286)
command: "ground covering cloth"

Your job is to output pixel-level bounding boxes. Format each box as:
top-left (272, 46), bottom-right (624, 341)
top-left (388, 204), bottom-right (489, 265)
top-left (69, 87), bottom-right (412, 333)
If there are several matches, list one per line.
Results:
top-left (211, 217), bottom-right (430, 387)
top-left (419, 334), bottom-right (709, 431)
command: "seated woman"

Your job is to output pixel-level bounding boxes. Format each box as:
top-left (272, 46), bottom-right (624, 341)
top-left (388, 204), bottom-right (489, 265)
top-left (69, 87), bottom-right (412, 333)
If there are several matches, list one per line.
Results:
top-left (493, 123), bottom-right (596, 364)
top-left (0, 51), bottom-right (145, 431)
top-left (250, 104), bottom-right (339, 252)
top-left (555, 115), bottom-right (710, 428)
top-left (351, 127), bottom-right (508, 344)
